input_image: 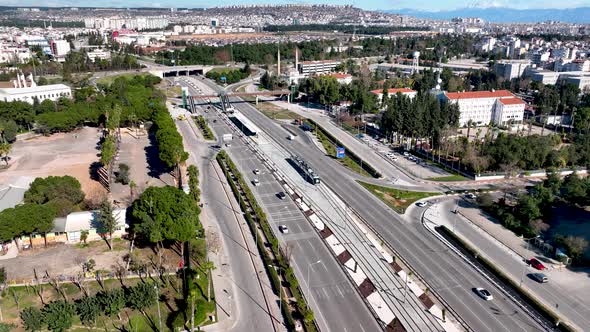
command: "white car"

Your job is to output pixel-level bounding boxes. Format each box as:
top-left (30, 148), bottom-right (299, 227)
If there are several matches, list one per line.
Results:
top-left (279, 225), bottom-right (289, 233)
top-left (465, 193), bottom-right (477, 199)
top-left (416, 201), bottom-right (428, 207)
top-left (475, 288), bottom-right (493, 301)
top-left (253, 169), bottom-right (261, 175)
top-left (252, 179), bottom-right (260, 186)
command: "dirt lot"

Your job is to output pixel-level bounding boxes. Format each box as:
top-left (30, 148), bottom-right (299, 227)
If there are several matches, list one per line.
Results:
top-left (2, 238), bottom-right (183, 283)
top-left (0, 127), bottom-right (106, 201)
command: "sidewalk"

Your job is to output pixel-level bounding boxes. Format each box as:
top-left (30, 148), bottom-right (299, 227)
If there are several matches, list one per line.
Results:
top-left (423, 197), bottom-right (590, 331)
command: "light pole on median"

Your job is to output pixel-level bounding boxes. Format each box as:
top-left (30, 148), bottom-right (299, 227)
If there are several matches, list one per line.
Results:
top-left (154, 284), bottom-right (162, 332)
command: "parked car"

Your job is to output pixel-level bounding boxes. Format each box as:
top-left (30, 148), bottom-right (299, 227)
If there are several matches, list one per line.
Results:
top-left (465, 193), bottom-right (477, 199)
top-left (277, 191), bottom-right (286, 200)
top-left (253, 169), bottom-right (261, 175)
top-left (279, 225), bottom-right (289, 233)
top-left (252, 179), bottom-right (260, 186)
top-left (529, 258), bottom-right (546, 270)
top-left (475, 288), bottom-right (493, 301)
top-left (416, 201), bottom-right (428, 207)
top-left (530, 273), bottom-right (549, 283)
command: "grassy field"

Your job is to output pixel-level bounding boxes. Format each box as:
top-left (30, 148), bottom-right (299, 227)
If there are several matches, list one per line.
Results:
top-left (315, 130), bottom-right (373, 177)
top-left (428, 174), bottom-right (469, 182)
top-left (96, 72), bottom-right (150, 86)
top-left (357, 181), bottom-right (438, 213)
top-left (0, 271), bottom-right (215, 331)
top-left (255, 102), bottom-right (299, 120)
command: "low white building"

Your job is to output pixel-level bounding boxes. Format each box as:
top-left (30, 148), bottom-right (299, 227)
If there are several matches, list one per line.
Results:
top-left (443, 90), bottom-right (525, 126)
top-left (0, 78), bottom-right (72, 104)
top-left (326, 73), bottom-right (353, 84)
top-left (0, 45), bottom-right (32, 64)
top-left (50, 39), bottom-right (71, 57)
top-left (87, 49), bottom-right (111, 62)
top-left (371, 88), bottom-right (417, 104)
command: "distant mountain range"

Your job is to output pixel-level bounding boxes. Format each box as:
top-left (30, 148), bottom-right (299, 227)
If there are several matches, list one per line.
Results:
top-left (384, 7), bottom-right (590, 24)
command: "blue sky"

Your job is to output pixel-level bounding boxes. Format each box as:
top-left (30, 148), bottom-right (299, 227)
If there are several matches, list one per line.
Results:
top-left (5, 0), bottom-right (590, 11)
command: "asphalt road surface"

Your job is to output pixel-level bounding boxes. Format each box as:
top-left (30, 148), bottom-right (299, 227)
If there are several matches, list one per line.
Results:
top-left (180, 78), bottom-right (382, 332)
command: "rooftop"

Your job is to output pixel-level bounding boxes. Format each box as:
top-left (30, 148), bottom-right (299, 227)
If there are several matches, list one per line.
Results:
top-left (0, 83), bottom-right (71, 95)
top-left (445, 90), bottom-right (514, 100)
top-left (498, 97), bottom-right (526, 105)
top-left (370, 88), bottom-right (416, 95)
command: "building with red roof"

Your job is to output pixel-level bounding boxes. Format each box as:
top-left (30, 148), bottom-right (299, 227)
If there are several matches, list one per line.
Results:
top-left (370, 88), bottom-right (417, 105)
top-left (443, 90), bottom-right (525, 126)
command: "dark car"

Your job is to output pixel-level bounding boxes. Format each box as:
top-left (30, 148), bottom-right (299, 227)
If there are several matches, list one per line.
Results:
top-left (529, 273), bottom-right (548, 283)
top-left (277, 192), bottom-right (286, 200)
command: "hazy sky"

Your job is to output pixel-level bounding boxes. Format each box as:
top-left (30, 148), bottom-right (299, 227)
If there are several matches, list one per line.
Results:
top-left (4, 0), bottom-right (590, 11)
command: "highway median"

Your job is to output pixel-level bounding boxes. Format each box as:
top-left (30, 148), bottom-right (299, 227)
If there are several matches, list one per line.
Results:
top-left (216, 150), bottom-right (318, 332)
top-left (194, 115), bottom-right (215, 140)
top-left (357, 181), bottom-right (438, 214)
top-left (306, 118), bottom-right (382, 179)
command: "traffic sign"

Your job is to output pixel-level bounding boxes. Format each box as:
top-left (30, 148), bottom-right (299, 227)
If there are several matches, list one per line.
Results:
top-left (336, 147), bottom-right (345, 159)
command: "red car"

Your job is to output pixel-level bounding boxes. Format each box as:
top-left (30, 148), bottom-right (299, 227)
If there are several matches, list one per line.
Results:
top-left (529, 258), bottom-right (546, 270)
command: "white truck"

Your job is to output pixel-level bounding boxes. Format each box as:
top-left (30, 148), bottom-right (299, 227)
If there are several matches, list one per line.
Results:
top-left (223, 133), bottom-right (233, 147)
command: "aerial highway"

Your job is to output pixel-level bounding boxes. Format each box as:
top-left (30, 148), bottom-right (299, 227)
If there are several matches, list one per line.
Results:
top-left (177, 77), bottom-right (382, 332)
top-left (191, 76), bottom-right (550, 332)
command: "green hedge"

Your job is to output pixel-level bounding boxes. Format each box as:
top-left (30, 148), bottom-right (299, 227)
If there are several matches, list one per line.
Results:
top-left (306, 119), bottom-right (382, 178)
top-left (195, 116), bottom-right (215, 140)
top-left (438, 226), bottom-right (574, 332)
top-left (216, 151), bottom-right (318, 332)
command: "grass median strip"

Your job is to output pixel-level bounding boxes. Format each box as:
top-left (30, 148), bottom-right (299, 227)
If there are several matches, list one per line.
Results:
top-left (255, 102), bottom-right (299, 120)
top-left (216, 151), bottom-right (318, 332)
top-left (357, 181), bottom-right (438, 214)
top-left (194, 115), bottom-right (215, 140)
top-left (315, 129), bottom-right (373, 177)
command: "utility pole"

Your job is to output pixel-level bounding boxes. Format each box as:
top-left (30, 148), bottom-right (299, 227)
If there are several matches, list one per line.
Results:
top-left (154, 284), bottom-right (162, 332)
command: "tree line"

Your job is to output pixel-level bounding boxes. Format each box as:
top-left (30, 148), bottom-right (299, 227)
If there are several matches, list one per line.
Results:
top-left (21, 282), bottom-right (157, 331)
top-left (157, 35), bottom-right (483, 66)
top-left (479, 171), bottom-right (590, 264)
top-left (263, 24), bottom-right (429, 35)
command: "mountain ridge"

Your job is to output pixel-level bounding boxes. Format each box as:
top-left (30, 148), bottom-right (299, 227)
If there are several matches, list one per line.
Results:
top-left (384, 7), bottom-right (590, 24)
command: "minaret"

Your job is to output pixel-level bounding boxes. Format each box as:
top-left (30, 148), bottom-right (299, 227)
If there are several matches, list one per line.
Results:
top-left (295, 48), bottom-right (299, 72)
top-left (277, 47), bottom-right (281, 76)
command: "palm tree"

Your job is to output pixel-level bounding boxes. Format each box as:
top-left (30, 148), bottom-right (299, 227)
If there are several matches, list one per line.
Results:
top-left (202, 260), bottom-right (216, 303)
top-left (188, 287), bottom-right (198, 332)
top-left (0, 142), bottom-right (11, 166)
top-left (466, 119), bottom-right (474, 141)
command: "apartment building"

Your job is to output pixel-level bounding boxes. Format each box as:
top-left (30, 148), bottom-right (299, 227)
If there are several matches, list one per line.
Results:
top-left (298, 60), bottom-right (341, 75)
top-left (443, 90), bottom-right (525, 127)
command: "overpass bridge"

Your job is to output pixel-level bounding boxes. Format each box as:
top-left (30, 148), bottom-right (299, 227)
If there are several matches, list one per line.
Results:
top-left (148, 65), bottom-right (214, 78)
top-left (188, 90), bottom-right (292, 111)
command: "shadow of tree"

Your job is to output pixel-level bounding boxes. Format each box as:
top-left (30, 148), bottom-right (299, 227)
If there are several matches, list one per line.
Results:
top-left (145, 132), bottom-right (170, 179)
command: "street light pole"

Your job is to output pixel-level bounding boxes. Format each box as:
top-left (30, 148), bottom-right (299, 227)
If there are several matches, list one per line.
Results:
top-left (154, 284), bottom-right (162, 332)
top-left (520, 235), bottom-right (539, 287)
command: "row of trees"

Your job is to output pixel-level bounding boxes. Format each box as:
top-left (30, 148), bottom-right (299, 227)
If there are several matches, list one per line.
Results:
top-left (454, 132), bottom-right (590, 174)
top-left (0, 74), bottom-right (164, 136)
top-left (62, 50), bottom-right (141, 76)
top-left (380, 93), bottom-right (460, 148)
top-left (263, 24), bottom-right (429, 35)
top-left (297, 76), bottom-right (378, 114)
top-left (157, 35), bottom-right (483, 67)
top-left (152, 109), bottom-right (189, 180)
top-left (21, 282), bottom-right (157, 331)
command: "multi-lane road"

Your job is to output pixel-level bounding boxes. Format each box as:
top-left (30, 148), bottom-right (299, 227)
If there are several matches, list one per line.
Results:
top-left (187, 76), bottom-right (549, 332)
top-left (179, 77), bottom-right (381, 332)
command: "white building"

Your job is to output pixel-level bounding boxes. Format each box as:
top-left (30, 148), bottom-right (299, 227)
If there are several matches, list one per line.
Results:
top-left (443, 90), bottom-right (525, 126)
top-left (370, 88), bottom-right (417, 104)
top-left (298, 60), bottom-right (341, 75)
top-left (50, 39), bottom-right (71, 57)
top-left (87, 49), bottom-right (111, 62)
top-left (0, 46), bottom-right (31, 64)
top-left (326, 73), bottom-right (353, 85)
top-left (0, 74), bottom-right (72, 104)
top-left (494, 60), bottom-right (531, 80)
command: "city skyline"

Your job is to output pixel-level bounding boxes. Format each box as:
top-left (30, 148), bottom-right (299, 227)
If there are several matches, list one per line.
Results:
top-left (1, 0), bottom-right (590, 11)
